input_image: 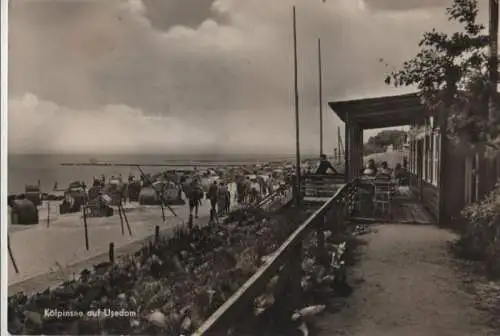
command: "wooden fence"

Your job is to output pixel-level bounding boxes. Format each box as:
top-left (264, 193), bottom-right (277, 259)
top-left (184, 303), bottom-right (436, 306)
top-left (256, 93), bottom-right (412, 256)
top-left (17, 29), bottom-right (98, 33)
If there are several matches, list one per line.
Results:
top-left (192, 180), bottom-right (358, 335)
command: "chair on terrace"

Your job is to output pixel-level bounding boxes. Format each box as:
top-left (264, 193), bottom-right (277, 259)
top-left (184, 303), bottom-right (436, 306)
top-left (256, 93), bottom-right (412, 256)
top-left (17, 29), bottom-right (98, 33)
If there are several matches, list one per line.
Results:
top-left (372, 179), bottom-right (395, 219)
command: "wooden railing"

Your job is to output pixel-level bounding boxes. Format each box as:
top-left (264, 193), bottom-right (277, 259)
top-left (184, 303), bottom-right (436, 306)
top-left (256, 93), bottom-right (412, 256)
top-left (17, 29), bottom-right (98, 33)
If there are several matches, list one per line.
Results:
top-left (301, 174), bottom-right (346, 198)
top-left (256, 183), bottom-right (294, 211)
top-left (192, 180), bottom-right (358, 335)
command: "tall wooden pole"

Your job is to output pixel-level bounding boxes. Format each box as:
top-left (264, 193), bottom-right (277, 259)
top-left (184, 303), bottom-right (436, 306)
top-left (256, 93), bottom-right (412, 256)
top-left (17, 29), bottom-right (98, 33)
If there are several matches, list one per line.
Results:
top-left (489, 0), bottom-right (499, 121)
top-left (490, 0), bottom-right (499, 89)
top-left (318, 38), bottom-right (324, 155)
top-left (293, 6), bottom-right (301, 207)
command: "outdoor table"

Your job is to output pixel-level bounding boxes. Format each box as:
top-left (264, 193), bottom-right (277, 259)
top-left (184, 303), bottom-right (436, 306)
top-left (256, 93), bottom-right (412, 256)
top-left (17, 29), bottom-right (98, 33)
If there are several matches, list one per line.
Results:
top-left (356, 176), bottom-right (398, 217)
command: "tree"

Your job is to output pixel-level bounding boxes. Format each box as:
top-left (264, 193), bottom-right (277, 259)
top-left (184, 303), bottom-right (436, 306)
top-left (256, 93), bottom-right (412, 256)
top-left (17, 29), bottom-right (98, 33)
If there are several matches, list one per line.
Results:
top-left (363, 130), bottom-right (407, 155)
top-left (384, 0), bottom-right (500, 148)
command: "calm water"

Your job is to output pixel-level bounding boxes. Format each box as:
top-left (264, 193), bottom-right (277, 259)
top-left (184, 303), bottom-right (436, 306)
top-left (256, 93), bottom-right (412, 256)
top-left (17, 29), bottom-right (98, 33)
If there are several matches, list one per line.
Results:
top-left (8, 154), bottom-right (295, 194)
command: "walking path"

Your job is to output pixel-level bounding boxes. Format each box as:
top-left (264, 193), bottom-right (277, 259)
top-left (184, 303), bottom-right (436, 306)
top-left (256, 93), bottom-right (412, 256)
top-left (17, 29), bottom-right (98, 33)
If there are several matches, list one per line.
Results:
top-left (315, 224), bottom-right (494, 336)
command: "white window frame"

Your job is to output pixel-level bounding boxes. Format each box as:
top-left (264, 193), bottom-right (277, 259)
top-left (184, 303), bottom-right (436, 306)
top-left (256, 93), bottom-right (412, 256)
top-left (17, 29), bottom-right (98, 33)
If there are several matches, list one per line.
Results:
top-left (411, 140), bottom-right (415, 174)
top-left (422, 132), bottom-right (427, 181)
top-left (432, 132), bottom-right (439, 186)
top-left (428, 133), bottom-right (433, 184)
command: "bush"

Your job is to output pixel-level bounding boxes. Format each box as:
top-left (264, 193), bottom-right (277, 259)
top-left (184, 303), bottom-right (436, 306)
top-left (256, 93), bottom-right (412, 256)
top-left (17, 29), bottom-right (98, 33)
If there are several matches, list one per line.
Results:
top-left (456, 183), bottom-right (500, 277)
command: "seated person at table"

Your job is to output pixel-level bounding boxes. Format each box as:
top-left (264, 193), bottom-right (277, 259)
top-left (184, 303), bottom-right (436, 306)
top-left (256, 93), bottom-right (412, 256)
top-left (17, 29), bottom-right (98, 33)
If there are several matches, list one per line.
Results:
top-left (316, 154), bottom-right (339, 175)
top-left (376, 161), bottom-right (393, 178)
top-left (393, 163), bottom-right (407, 184)
top-left (362, 159), bottom-right (377, 176)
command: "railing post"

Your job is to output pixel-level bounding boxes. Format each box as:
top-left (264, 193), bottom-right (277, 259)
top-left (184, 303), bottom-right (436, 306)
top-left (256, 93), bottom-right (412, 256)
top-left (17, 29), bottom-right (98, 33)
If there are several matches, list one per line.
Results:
top-left (316, 217), bottom-right (327, 265)
top-left (154, 225), bottom-right (160, 244)
top-left (108, 242), bottom-right (115, 264)
top-left (83, 208), bottom-right (90, 251)
top-left (334, 199), bottom-right (344, 236)
top-left (273, 242), bottom-right (303, 316)
top-left (292, 174), bottom-right (298, 206)
top-left (289, 242), bottom-right (303, 309)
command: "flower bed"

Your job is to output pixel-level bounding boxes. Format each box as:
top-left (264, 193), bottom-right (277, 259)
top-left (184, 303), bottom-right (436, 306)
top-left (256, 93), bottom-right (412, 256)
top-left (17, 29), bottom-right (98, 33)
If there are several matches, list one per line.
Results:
top-left (8, 206), bottom-right (310, 335)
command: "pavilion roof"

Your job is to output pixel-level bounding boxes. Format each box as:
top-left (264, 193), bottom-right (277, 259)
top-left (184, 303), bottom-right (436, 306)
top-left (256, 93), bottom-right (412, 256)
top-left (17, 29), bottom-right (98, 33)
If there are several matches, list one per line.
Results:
top-left (328, 92), bottom-right (425, 129)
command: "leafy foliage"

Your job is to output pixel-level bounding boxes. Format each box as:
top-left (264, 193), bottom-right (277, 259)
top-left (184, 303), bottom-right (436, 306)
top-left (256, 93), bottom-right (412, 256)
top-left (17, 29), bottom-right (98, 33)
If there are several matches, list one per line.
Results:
top-left (363, 130), bottom-right (407, 155)
top-left (8, 208), bottom-right (308, 335)
top-left (456, 183), bottom-right (500, 277)
top-left (384, 0), bottom-right (500, 147)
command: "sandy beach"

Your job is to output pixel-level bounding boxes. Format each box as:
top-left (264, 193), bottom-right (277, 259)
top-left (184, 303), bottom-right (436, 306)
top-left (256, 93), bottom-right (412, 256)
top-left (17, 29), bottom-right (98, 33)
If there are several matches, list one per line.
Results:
top-left (8, 183), bottom-right (239, 288)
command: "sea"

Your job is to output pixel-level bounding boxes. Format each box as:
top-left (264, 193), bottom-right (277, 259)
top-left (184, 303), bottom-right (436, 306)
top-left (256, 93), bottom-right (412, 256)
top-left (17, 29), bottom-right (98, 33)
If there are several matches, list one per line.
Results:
top-left (7, 154), bottom-right (298, 194)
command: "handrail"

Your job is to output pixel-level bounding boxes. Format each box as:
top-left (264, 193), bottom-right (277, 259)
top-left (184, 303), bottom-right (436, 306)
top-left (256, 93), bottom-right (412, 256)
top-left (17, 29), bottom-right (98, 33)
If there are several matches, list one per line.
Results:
top-left (302, 173), bottom-right (345, 179)
top-left (255, 183), bottom-right (293, 209)
top-left (192, 182), bottom-right (354, 335)
top-left (300, 174), bottom-right (345, 198)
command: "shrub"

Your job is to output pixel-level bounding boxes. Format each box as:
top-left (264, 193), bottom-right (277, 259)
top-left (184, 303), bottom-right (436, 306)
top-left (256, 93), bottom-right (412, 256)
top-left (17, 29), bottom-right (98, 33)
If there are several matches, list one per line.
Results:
top-left (456, 183), bottom-right (500, 277)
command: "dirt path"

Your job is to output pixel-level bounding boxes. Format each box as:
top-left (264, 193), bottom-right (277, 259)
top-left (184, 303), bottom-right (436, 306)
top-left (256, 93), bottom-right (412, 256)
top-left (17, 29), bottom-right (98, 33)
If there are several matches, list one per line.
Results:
top-left (314, 224), bottom-right (495, 336)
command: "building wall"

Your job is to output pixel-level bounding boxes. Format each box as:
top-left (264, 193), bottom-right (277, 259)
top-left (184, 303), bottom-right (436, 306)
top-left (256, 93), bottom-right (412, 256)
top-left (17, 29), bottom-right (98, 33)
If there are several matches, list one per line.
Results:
top-left (409, 119), bottom-right (499, 223)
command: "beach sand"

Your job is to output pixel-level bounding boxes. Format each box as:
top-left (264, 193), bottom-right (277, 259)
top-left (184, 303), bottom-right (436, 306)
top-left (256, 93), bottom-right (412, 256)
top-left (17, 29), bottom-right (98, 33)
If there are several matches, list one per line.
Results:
top-left (8, 183), bottom-right (239, 288)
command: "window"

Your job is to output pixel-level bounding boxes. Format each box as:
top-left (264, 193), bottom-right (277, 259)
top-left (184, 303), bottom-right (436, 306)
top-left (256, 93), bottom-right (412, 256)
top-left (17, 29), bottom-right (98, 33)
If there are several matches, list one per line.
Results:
top-left (427, 134), bottom-right (434, 183)
top-left (432, 133), bottom-right (440, 186)
top-left (413, 140), bottom-right (418, 174)
top-left (423, 133), bottom-right (428, 181)
top-left (409, 140), bottom-right (413, 174)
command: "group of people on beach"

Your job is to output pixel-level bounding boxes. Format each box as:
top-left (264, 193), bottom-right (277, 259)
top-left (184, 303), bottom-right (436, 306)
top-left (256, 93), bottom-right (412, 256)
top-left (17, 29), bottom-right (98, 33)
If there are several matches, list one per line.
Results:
top-left (182, 176), bottom-right (231, 220)
top-left (182, 172), bottom-right (278, 221)
top-left (207, 180), bottom-right (232, 217)
top-left (235, 175), bottom-right (275, 204)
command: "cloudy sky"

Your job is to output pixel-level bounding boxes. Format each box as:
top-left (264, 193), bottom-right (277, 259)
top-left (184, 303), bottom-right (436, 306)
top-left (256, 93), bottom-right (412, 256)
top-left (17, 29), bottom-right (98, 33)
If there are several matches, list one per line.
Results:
top-left (8, 0), bottom-right (492, 155)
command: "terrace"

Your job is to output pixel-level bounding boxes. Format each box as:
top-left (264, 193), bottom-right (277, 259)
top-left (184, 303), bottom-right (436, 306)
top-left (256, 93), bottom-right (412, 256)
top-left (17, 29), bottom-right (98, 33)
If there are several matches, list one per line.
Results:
top-left (192, 93), bottom-right (441, 335)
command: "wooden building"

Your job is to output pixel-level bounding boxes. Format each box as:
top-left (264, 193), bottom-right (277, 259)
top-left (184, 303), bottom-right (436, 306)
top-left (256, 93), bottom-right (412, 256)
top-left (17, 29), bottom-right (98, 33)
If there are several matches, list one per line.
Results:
top-left (329, 92), bottom-right (499, 226)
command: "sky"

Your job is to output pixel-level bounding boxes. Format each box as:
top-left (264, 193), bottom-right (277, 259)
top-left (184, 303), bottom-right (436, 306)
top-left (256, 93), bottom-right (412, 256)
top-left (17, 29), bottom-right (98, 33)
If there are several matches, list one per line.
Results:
top-left (7, 0), bottom-right (492, 155)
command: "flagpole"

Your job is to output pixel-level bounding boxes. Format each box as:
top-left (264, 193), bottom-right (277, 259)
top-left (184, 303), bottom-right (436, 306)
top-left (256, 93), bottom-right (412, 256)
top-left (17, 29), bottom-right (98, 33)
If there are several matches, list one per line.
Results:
top-left (318, 38), bottom-right (324, 155)
top-left (293, 6), bottom-right (301, 207)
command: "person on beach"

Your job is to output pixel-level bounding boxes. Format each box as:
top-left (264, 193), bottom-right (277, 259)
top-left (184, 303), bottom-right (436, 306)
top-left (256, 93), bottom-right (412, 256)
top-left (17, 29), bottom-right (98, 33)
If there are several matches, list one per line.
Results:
top-left (258, 175), bottom-right (267, 195)
top-left (267, 176), bottom-right (274, 194)
top-left (187, 178), bottom-right (204, 219)
top-left (244, 176), bottom-right (252, 203)
top-left (217, 182), bottom-right (228, 216)
top-left (207, 180), bottom-right (219, 214)
top-left (236, 176), bottom-right (246, 204)
top-left (316, 154), bottom-right (339, 175)
top-left (250, 179), bottom-right (261, 203)
top-left (225, 185), bottom-right (231, 213)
